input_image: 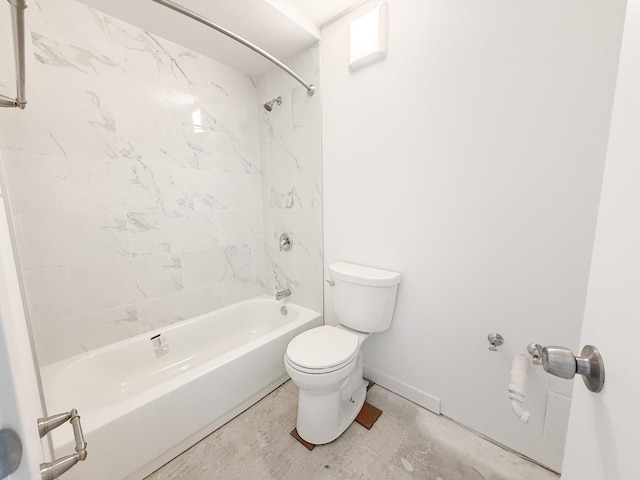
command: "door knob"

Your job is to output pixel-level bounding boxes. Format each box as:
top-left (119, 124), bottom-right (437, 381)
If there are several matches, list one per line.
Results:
top-left (541, 345), bottom-right (605, 393)
top-left (0, 428), bottom-right (22, 479)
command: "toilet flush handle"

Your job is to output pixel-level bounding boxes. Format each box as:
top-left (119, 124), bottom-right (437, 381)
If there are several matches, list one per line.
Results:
top-left (326, 280), bottom-right (335, 287)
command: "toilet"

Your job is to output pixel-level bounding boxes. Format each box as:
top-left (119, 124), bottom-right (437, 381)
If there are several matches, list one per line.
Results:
top-left (284, 262), bottom-right (401, 445)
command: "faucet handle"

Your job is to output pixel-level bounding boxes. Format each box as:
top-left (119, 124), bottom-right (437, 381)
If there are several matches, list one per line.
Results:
top-left (279, 233), bottom-right (292, 252)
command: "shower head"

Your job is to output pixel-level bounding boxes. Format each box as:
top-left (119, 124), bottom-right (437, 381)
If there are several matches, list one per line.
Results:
top-left (263, 96), bottom-right (282, 112)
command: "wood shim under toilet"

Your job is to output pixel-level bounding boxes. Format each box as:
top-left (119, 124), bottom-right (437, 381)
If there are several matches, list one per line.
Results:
top-left (354, 401), bottom-right (383, 430)
top-left (355, 380), bottom-right (382, 429)
top-left (290, 428), bottom-right (317, 451)
top-left (290, 392), bottom-right (383, 449)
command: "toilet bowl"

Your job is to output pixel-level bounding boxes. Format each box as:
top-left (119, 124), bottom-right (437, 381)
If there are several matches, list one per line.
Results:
top-left (284, 262), bottom-right (401, 445)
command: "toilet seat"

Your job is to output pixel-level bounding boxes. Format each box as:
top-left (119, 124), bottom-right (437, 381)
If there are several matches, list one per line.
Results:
top-left (286, 326), bottom-right (359, 374)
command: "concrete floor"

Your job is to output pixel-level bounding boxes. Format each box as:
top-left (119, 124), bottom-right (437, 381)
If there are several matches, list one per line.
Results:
top-left (146, 381), bottom-right (559, 480)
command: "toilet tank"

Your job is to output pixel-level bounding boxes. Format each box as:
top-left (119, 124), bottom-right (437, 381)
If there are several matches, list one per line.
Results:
top-left (328, 262), bottom-right (401, 333)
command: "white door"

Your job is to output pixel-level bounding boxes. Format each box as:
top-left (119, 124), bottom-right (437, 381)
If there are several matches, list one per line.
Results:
top-left (0, 186), bottom-right (46, 479)
top-left (0, 0), bottom-right (47, 476)
top-left (561, 1), bottom-right (640, 478)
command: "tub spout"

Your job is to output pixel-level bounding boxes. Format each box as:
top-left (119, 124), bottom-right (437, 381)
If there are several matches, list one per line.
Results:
top-left (276, 289), bottom-right (291, 300)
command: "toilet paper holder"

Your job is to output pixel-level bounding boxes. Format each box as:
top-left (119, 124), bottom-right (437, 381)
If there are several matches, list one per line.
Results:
top-left (487, 332), bottom-right (504, 351)
top-left (527, 343), bottom-right (605, 393)
top-left (527, 343), bottom-right (543, 365)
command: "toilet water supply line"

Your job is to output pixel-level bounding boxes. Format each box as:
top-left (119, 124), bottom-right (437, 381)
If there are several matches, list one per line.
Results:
top-left (488, 333), bottom-right (531, 423)
top-left (508, 354), bottom-right (531, 423)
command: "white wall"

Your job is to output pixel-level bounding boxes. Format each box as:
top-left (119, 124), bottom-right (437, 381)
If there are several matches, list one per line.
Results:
top-left (321, 0), bottom-right (625, 470)
top-left (562, 0), bottom-right (640, 477)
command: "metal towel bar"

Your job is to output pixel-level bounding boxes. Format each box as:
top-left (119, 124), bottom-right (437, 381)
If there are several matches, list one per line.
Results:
top-left (38, 409), bottom-right (88, 480)
top-left (0, 0), bottom-right (27, 109)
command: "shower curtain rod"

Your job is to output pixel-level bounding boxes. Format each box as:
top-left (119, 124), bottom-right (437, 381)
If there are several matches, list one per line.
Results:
top-left (0, 0), bottom-right (28, 109)
top-left (151, 0), bottom-right (316, 96)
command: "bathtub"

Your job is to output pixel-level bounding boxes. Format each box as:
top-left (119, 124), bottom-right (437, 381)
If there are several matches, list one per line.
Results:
top-left (39, 295), bottom-right (321, 480)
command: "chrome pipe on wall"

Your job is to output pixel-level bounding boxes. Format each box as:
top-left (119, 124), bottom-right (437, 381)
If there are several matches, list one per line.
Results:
top-left (0, 0), bottom-right (28, 109)
top-left (150, 0), bottom-right (316, 96)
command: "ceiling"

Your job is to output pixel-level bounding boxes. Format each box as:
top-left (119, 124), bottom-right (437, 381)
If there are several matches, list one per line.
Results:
top-left (279, 0), bottom-right (366, 28)
top-left (77, 0), bottom-right (366, 76)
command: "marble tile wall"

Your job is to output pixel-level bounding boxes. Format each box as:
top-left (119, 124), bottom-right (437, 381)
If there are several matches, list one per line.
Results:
top-left (256, 46), bottom-right (323, 313)
top-left (0, 0), bottom-right (270, 364)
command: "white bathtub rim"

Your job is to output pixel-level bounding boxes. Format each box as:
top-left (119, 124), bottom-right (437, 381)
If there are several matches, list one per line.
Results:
top-left (46, 312), bottom-right (318, 438)
top-left (100, 312), bottom-right (311, 417)
top-left (42, 296), bottom-right (321, 442)
top-left (42, 295), bottom-right (316, 370)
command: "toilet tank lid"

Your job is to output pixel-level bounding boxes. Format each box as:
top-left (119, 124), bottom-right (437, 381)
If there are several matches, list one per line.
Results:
top-left (329, 262), bottom-right (401, 287)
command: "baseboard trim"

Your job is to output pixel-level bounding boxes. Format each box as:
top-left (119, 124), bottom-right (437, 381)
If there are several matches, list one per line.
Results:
top-left (363, 366), bottom-right (441, 414)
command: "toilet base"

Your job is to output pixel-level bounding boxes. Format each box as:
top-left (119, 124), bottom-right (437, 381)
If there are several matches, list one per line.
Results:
top-left (296, 378), bottom-right (367, 445)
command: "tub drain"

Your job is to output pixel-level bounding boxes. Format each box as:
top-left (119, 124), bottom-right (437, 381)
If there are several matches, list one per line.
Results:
top-left (280, 306), bottom-right (288, 316)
